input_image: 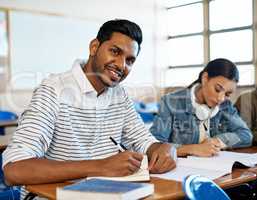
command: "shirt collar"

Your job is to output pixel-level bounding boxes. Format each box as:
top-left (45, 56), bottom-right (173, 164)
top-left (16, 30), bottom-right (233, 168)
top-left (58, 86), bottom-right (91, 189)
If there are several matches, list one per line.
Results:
top-left (191, 83), bottom-right (200, 108)
top-left (71, 59), bottom-right (96, 94)
top-left (190, 83), bottom-right (222, 111)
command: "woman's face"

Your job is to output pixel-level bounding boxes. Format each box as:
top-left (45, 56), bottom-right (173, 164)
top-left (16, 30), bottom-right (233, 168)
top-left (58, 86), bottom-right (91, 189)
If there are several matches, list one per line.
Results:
top-left (201, 72), bottom-right (237, 108)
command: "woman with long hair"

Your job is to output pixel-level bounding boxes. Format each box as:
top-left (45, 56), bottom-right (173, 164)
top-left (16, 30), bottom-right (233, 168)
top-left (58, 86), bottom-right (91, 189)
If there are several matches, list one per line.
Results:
top-left (150, 58), bottom-right (252, 157)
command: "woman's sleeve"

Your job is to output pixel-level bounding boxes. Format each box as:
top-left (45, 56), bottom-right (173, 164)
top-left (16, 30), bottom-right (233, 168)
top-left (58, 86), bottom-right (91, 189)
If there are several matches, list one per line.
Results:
top-left (150, 96), bottom-right (173, 143)
top-left (215, 102), bottom-right (253, 148)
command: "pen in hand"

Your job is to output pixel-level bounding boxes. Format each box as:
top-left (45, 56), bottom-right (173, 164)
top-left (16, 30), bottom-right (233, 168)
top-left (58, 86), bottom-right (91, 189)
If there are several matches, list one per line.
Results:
top-left (110, 137), bottom-right (145, 170)
top-left (110, 136), bottom-right (127, 152)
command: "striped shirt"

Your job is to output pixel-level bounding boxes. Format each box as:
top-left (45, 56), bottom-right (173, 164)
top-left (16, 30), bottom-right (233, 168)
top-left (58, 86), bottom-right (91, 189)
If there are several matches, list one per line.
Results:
top-left (2, 59), bottom-right (158, 199)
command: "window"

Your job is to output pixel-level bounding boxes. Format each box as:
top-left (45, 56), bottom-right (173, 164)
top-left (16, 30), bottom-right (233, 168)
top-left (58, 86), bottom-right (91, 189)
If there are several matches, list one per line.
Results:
top-left (210, 30), bottom-right (252, 62)
top-left (167, 3), bottom-right (203, 36)
top-left (165, 67), bottom-right (202, 87)
top-left (0, 10), bottom-right (8, 73)
top-left (209, 0), bottom-right (252, 30)
top-left (164, 0), bottom-right (255, 86)
top-left (168, 35), bottom-right (203, 66)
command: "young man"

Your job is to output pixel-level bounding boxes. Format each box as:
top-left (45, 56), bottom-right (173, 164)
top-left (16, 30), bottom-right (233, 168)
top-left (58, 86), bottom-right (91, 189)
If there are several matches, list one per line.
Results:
top-left (3, 19), bottom-right (176, 199)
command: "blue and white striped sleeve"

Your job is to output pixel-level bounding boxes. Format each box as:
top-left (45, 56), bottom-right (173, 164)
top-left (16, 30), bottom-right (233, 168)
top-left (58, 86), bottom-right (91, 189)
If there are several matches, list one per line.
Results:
top-left (121, 90), bottom-right (159, 154)
top-left (2, 84), bottom-right (59, 168)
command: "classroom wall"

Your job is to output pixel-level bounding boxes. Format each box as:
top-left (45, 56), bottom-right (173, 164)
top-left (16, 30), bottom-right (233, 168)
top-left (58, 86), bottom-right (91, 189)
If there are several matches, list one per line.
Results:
top-left (0, 0), bottom-right (161, 113)
top-left (0, 0), bottom-right (252, 115)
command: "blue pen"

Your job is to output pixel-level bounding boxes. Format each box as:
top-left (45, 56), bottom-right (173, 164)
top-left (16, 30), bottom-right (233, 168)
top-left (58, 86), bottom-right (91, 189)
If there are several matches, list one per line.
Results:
top-left (110, 137), bottom-right (127, 152)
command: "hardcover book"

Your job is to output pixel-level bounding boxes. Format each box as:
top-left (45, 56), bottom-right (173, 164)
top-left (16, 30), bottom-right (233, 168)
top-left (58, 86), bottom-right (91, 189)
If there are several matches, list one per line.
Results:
top-left (57, 178), bottom-right (154, 200)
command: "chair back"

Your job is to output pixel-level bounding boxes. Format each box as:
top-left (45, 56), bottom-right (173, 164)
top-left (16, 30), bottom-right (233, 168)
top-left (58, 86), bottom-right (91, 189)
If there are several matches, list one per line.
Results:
top-left (134, 102), bottom-right (159, 123)
top-left (0, 111), bottom-right (18, 135)
top-left (0, 111), bottom-right (17, 121)
top-left (183, 175), bottom-right (231, 200)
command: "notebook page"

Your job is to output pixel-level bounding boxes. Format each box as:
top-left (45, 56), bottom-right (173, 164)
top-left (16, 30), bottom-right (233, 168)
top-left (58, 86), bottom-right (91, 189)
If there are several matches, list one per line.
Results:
top-left (188, 151), bottom-right (257, 167)
top-left (151, 157), bottom-right (232, 182)
top-left (151, 165), bottom-right (229, 181)
top-left (87, 155), bottom-right (150, 182)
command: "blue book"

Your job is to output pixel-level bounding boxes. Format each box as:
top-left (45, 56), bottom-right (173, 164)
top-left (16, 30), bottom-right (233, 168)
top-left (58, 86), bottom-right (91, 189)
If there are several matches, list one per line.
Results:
top-left (56, 178), bottom-right (154, 200)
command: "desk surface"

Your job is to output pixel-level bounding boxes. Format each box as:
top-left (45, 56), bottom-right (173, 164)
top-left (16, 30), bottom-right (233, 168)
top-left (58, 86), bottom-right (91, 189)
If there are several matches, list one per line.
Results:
top-left (26, 147), bottom-right (257, 200)
top-left (0, 133), bottom-right (13, 151)
top-left (26, 170), bottom-right (257, 200)
top-left (0, 119), bottom-right (18, 128)
top-left (0, 120), bottom-right (18, 151)
top-left (26, 177), bottom-right (186, 200)
top-left (231, 146), bottom-right (257, 153)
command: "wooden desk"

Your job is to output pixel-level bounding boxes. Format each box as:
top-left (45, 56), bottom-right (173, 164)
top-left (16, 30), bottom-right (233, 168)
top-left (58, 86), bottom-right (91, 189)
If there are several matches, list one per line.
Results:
top-left (230, 146), bottom-right (257, 153)
top-left (0, 133), bottom-right (14, 152)
top-left (25, 147), bottom-right (257, 199)
top-left (26, 177), bottom-right (185, 200)
top-left (0, 145), bottom-right (7, 152)
top-left (26, 169), bottom-right (257, 200)
top-left (0, 119), bottom-right (18, 128)
top-left (0, 119), bottom-right (17, 151)
top-left (232, 147), bottom-right (257, 178)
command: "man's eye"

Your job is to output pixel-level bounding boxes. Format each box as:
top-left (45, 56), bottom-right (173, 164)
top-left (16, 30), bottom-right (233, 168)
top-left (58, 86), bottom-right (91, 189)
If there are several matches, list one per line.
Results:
top-left (111, 48), bottom-right (119, 55)
top-left (215, 87), bottom-right (221, 93)
top-left (126, 59), bottom-right (134, 66)
top-left (225, 93), bottom-right (231, 98)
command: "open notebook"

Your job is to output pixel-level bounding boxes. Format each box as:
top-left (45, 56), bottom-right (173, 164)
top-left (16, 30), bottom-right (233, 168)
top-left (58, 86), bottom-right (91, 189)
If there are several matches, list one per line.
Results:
top-left (151, 151), bottom-right (257, 182)
top-left (87, 155), bottom-right (150, 182)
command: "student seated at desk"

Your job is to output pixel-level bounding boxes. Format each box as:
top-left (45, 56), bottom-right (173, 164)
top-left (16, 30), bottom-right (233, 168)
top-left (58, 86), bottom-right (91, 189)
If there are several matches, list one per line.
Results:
top-left (2, 19), bottom-right (176, 199)
top-left (235, 88), bottom-right (257, 145)
top-left (150, 58), bottom-right (252, 157)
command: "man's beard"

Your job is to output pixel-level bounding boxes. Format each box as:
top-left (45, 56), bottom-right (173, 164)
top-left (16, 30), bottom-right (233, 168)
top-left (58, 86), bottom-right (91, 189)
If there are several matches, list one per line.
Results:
top-left (91, 57), bottom-right (122, 88)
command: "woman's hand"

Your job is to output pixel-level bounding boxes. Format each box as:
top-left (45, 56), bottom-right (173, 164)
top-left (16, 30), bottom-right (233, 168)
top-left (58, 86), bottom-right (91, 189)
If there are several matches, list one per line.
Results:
top-left (177, 138), bottom-right (222, 157)
top-left (191, 139), bottom-right (221, 157)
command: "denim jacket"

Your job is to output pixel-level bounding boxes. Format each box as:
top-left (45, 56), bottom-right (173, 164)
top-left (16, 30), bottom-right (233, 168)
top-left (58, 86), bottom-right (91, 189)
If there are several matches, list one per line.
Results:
top-left (150, 88), bottom-right (253, 148)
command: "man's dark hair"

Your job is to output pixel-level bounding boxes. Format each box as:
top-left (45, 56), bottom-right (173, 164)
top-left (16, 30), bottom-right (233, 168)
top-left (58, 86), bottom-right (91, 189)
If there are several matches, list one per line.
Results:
top-left (96, 19), bottom-right (143, 54)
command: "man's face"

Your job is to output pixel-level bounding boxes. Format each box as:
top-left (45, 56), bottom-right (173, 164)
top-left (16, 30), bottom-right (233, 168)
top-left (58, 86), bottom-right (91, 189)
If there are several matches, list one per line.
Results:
top-left (89, 32), bottom-right (139, 88)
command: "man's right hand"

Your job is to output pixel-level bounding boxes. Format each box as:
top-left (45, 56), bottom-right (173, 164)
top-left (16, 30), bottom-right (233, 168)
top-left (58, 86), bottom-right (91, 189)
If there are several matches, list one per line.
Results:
top-left (99, 151), bottom-right (144, 177)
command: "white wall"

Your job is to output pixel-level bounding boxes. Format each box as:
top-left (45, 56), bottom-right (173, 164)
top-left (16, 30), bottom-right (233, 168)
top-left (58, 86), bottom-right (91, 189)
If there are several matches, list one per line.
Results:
top-left (0, 0), bottom-right (158, 113)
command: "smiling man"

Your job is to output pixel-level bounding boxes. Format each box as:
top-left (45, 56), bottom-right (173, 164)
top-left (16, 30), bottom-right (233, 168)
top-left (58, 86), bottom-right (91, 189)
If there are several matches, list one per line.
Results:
top-left (2, 19), bottom-right (176, 199)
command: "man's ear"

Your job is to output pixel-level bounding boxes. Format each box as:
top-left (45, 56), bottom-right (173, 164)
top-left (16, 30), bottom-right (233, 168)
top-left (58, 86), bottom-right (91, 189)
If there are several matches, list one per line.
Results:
top-left (201, 72), bottom-right (209, 85)
top-left (89, 39), bottom-right (100, 56)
